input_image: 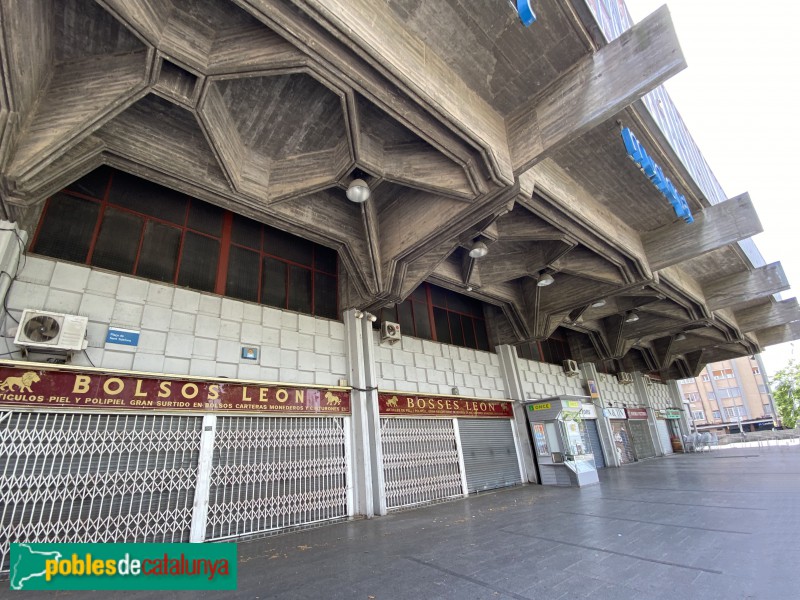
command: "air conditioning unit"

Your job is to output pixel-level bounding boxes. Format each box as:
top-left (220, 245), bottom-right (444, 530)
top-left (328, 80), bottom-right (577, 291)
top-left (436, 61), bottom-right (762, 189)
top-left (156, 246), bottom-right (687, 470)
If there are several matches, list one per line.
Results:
top-left (562, 359), bottom-right (580, 377)
top-left (14, 309), bottom-right (89, 353)
top-left (380, 321), bottom-right (402, 344)
top-left (642, 374), bottom-right (654, 386)
top-left (617, 372), bottom-right (634, 385)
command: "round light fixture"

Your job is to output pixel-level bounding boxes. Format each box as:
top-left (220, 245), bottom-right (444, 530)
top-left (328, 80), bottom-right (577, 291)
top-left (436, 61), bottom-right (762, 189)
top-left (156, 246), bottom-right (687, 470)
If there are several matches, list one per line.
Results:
top-left (537, 273), bottom-right (554, 287)
top-left (624, 310), bottom-right (639, 323)
top-left (468, 241), bottom-right (488, 258)
top-left (591, 299), bottom-right (607, 308)
top-left (346, 178), bottom-right (370, 203)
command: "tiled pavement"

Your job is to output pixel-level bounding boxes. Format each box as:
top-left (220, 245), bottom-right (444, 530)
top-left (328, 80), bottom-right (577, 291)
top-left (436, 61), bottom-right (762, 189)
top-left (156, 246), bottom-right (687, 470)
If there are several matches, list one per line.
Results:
top-left (13, 445), bottom-right (800, 599)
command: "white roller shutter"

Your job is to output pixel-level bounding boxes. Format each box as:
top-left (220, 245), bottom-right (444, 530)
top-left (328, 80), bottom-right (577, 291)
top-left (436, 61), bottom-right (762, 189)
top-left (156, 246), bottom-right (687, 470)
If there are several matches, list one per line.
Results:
top-left (457, 419), bottom-right (521, 493)
top-left (656, 419), bottom-right (674, 455)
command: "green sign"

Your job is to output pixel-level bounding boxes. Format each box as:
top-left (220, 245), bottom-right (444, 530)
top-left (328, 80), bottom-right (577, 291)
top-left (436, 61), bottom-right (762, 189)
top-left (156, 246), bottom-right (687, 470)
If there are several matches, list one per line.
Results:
top-left (10, 543), bottom-right (237, 591)
top-left (665, 408), bottom-right (681, 419)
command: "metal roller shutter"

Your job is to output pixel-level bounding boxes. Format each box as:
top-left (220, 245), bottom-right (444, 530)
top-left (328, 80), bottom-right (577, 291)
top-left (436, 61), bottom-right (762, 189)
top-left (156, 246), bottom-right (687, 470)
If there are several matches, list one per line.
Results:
top-left (656, 420), bottom-right (673, 455)
top-left (628, 419), bottom-right (656, 459)
top-left (457, 419), bottom-right (521, 493)
top-left (583, 419), bottom-right (606, 469)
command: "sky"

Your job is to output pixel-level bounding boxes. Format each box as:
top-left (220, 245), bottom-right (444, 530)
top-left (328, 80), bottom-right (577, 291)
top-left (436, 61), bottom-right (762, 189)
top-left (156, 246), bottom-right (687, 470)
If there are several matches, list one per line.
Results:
top-left (625, 0), bottom-right (800, 376)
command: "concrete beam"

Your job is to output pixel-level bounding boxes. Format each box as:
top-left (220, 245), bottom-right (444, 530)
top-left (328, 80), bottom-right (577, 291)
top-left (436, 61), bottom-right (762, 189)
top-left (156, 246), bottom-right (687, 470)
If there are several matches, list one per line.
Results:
top-left (735, 298), bottom-right (800, 333)
top-left (508, 5), bottom-right (686, 175)
top-left (755, 321), bottom-right (800, 348)
top-left (705, 263), bottom-right (790, 311)
top-left (643, 193), bottom-right (762, 271)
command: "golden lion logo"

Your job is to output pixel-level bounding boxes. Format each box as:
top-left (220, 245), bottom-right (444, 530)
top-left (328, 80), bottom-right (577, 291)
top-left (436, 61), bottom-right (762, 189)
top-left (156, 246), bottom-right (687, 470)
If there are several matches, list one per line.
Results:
top-left (0, 371), bottom-right (41, 393)
top-left (386, 396), bottom-right (399, 407)
top-left (325, 391), bottom-right (342, 406)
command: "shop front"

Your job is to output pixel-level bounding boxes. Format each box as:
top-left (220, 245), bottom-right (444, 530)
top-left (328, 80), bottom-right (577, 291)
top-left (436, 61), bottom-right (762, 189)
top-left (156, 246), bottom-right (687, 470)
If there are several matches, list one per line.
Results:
top-left (579, 402), bottom-right (607, 468)
top-left (606, 407), bottom-right (636, 464)
top-left (0, 362), bottom-right (352, 573)
top-left (656, 408), bottom-right (683, 453)
top-left (378, 392), bottom-right (521, 509)
top-left (626, 407), bottom-right (657, 460)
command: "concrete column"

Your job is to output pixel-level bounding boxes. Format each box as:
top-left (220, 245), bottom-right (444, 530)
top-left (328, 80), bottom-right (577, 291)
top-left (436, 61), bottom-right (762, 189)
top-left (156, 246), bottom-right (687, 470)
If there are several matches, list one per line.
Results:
top-left (344, 308), bottom-right (374, 517)
top-left (496, 344), bottom-right (538, 483)
top-left (360, 314), bottom-right (387, 515)
top-left (633, 372), bottom-right (664, 457)
top-left (580, 363), bottom-right (620, 468)
top-left (755, 354), bottom-right (778, 425)
top-left (669, 380), bottom-right (692, 437)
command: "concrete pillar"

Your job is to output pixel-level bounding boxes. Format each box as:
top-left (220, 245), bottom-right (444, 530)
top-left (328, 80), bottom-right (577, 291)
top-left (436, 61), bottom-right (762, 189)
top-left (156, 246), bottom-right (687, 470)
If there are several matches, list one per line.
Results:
top-left (0, 222), bottom-right (28, 317)
top-left (580, 363), bottom-right (620, 468)
top-left (496, 344), bottom-right (538, 483)
top-left (344, 308), bottom-right (374, 517)
top-left (669, 379), bottom-right (692, 437)
top-left (360, 314), bottom-right (386, 515)
top-left (633, 372), bottom-right (664, 457)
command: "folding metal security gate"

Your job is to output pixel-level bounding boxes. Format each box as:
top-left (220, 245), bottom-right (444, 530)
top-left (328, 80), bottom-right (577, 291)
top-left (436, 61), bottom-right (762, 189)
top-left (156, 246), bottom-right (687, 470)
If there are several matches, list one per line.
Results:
top-left (611, 420), bottom-right (636, 464)
top-left (380, 418), bottom-right (464, 510)
top-left (205, 416), bottom-right (348, 540)
top-left (583, 419), bottom-right (606, 468)
top-left (0, 411), bottom-right (202, 573)
top-left (457, 418), bottom-right (521, 492)
top-left (628, 419), bottom-right (656, 459)
top-left (0, 411), bottom-right (350, 572)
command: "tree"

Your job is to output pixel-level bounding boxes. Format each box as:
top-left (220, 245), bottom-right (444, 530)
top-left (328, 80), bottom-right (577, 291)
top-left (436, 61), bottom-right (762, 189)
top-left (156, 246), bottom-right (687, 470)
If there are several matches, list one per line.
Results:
top-left (771, 360), bottom-right (800, 428)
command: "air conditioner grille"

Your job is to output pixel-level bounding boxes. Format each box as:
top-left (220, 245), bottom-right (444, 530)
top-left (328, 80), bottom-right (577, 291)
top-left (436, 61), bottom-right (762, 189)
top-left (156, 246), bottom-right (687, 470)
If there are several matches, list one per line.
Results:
top-left (23, 316), bottom-right (60, 342)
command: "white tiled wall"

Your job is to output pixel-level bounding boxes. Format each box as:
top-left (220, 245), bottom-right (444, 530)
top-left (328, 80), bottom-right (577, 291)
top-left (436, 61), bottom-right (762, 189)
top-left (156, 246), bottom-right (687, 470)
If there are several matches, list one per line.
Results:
top-left (4, 257), bottom-right (347, 384)
top-left (517, 357), bottom-right (586, 399)
top-left (596, 373), bottom-right (641, 406)
top-left (645, 380), bottom-right (675, 410)
top-left (373, 332), bottom-right (507, 399)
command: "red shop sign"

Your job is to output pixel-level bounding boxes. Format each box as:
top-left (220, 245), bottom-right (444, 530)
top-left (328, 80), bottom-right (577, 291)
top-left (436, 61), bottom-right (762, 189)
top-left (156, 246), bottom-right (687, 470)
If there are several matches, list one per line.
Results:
top-left (626, 407), bottom-right (648, 420)
top-left (378, 392), bottom-right (513, 418)
top-left (0, 365), bottom-right (350, 415)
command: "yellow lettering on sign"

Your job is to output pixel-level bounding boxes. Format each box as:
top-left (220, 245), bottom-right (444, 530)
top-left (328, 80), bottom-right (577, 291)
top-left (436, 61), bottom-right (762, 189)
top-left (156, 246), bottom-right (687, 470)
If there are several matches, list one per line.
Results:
top-left (73, 375), bottom-right (91, 394)
top-left (532, 402), bottom-right (551, 411)
top-left (566, 401), bottom-right (581, 408)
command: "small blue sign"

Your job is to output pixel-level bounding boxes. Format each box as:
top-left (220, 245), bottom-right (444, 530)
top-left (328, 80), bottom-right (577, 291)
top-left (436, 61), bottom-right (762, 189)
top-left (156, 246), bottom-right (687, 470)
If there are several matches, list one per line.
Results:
top-left (621, 127), bottom-right (693, 223)
top-left (241, 347), bottom-right (259, 360)
top-left (106, 328), bottom-right (140, 347)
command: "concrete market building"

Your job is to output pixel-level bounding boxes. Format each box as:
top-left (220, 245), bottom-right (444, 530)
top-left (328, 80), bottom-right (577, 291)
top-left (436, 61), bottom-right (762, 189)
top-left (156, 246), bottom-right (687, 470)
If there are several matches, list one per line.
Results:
top-left (0, 0), bottom-right (797, 573)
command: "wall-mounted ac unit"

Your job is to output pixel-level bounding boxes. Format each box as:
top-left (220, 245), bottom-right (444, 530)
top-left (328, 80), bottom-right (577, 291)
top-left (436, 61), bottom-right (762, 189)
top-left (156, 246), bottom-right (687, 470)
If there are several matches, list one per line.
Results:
top-left (562, 359), bottom-right (580, 377)
top-left (380, 321), bottom-right (401, 344)
top-left (642, 374), bottom-right (654, 386)
top-left (14, 309), bottom-right (89, 353)
top-left (616, 372), bottom-right (634, 385)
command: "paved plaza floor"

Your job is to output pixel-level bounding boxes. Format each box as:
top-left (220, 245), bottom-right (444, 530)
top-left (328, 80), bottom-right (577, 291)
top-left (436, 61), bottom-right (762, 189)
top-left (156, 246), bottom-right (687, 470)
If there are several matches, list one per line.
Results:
top-left (12, 444), bottom-right (800, 599)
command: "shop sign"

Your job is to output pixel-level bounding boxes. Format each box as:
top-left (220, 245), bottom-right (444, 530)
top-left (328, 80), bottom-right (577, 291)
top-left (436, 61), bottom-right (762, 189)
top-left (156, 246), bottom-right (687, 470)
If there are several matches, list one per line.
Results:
top-left (604, 407), bottom-right (627, 419)
top-left (665, 408), bottom-right (681, 419)
top-left (0, 366), bottom-right (350, 415)
top-left (379, 392), bottom-right (513, 418)
top-left (529, 402), bottom-right (552, 411)
top-left (580, 404), bottom-right (597, 419)
top-left (587, 380), bottom-right (600, 399)
top-left (565, 400), bottom-right (581, 409)
top-left (626, 407), bottom-right (648, 420)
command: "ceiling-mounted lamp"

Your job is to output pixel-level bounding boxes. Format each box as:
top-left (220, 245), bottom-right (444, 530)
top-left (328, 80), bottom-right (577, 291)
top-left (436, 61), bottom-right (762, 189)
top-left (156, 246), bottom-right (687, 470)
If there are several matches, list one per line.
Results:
top-left (624, 310), bottom-right (639, 323)
top-left (591, 298), bottom-right (607, 308)
top-left (346, 178), bottom-right (370, 203)
top-left (674, 332), bottom-right (687, 341)
top-left (536, 272), bottom-right (555, 287)
top-left (468, 241), bottom-right (489, 258)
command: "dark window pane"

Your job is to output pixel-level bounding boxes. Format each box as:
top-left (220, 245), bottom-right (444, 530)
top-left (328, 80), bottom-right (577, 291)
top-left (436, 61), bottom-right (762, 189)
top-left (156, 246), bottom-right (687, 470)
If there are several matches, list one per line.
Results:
top-left (412, 301), bottom-right (432, 340)
top-left (264, 226), bottom-right (313, 266)
top-left (462, 316), bottom-right (477, 349)
top-left (226, 245), bottom-right (260, 303)
top-left (397, 299), bottom-right (415, 336)
top-left (66, 166), bottom-right (111, 199)
top-left (433, 307), bottom-right (451, 345)
top-left (177, 232), bottom-right (219, 292)
top-left (288, 266), bottom-right (312, 313)
top-left (411, 285), bottom-right (428, 303)
top-left (379, 306), bottom-right (397, 327)
top-left (449, 312), bottom-right (465, 346)
top-left (430, 285), bottom-right (448, 308)
top-left (262, 257), bottom-right (287, 308)
top-left (137, 221), bottom-right (180, 282)
top-left (90, 207), bottom-right (143, 274)
top-left (314, 245), bottom-right (338, 274)
top-left (231, 214), bottom-right (262, 250)
top-left (107, 171), bottom-right (188, 224)
top-left (445, 293), bottom-right (472, 315)
top-left (475, 320), bottom-right (490, 351)
top-left (187, 201), bottom-right (223, 237)
top-left (314, 272), bottom-right (338, 319)
top-left (34, 194), bottom-right (99, 263)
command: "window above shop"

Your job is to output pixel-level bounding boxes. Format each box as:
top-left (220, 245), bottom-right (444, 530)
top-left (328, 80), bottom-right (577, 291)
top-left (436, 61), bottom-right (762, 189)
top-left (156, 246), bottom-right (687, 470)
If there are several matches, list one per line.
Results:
top-left (376, 282), bottom-right (490, 351)
top-left (516, 329), bottom-right (572, 365)
top-left (31, 167), bottom-right (339, 320)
